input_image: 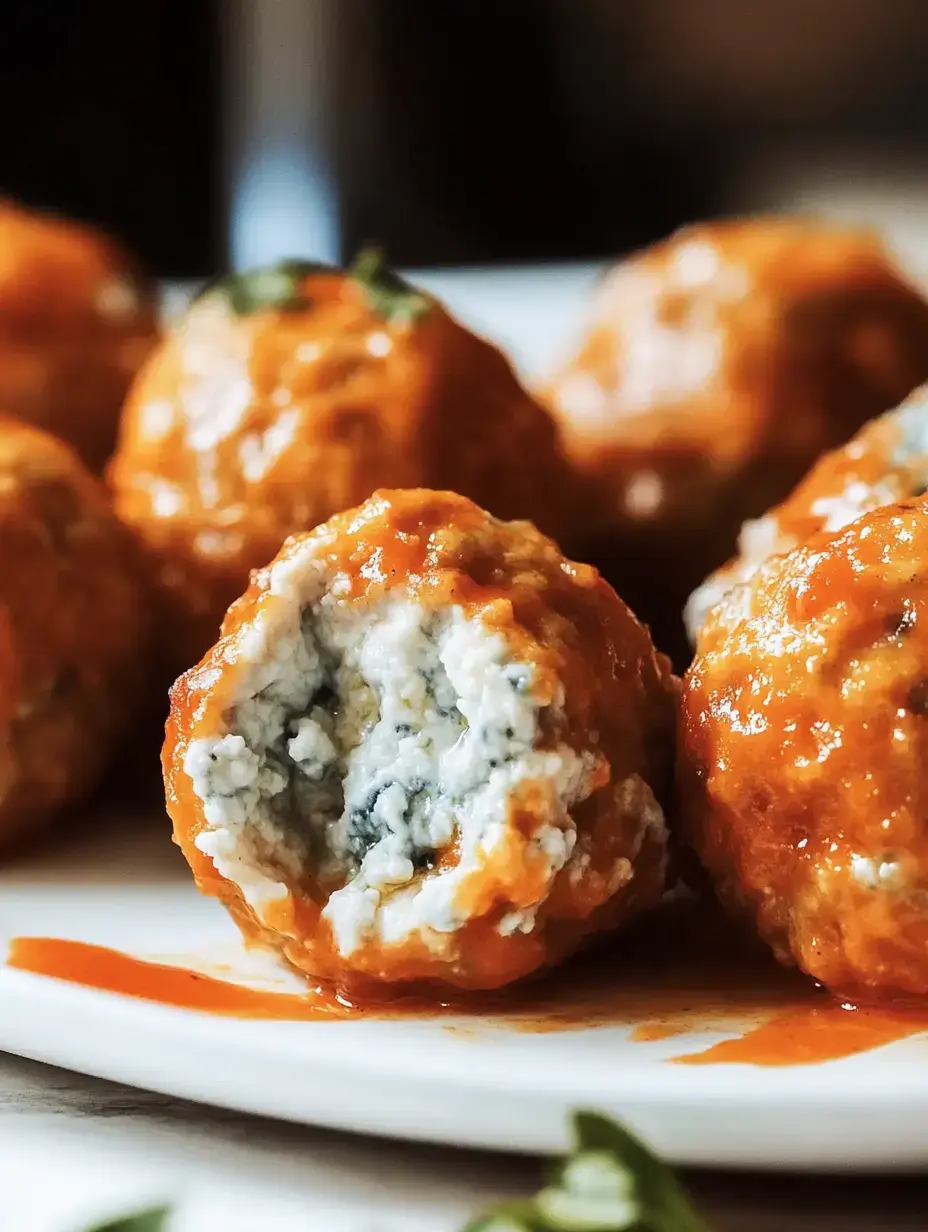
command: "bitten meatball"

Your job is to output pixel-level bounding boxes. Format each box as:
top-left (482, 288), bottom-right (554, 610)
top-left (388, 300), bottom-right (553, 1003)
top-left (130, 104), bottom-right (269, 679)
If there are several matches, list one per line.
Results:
top-left (0, 420), bottom-right (149, 848)
top-left (687, 382), bottom-right (928, 641)
top-left (545, 217), bottom-right (928, 665)
top-left (111, 253), bottom-right (572, 677)
top-left (164, 490), bottom-right (676, 993)
top-left (680, 501), bottom-right (928, 1001)
top-left (0, 200), bottom-right (159, 471)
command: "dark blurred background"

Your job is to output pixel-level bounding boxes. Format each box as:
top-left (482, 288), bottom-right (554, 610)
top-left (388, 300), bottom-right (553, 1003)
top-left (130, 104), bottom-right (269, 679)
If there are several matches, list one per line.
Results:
top-left (2, 0), bottom-right (928, 277)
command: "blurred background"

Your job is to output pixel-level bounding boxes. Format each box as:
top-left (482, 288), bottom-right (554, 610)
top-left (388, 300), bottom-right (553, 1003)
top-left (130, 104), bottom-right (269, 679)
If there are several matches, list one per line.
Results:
top-left (4, 0), bottom-right (928, 279)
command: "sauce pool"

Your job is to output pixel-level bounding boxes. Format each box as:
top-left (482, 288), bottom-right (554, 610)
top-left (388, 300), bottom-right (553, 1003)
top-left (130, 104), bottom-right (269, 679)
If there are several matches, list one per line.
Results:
top-left (5, 936), bottom-right (444, 1022)
top-left (7, 937), bottom-right (353, 1020)
top-left (673, 1003), bottom-right (928, 1067)
top-left (9, 905), bottom-right (928, 1066)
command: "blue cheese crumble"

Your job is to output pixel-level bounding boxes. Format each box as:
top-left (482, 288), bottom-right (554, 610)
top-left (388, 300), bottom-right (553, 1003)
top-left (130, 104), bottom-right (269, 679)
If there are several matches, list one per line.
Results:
top-left (181, 552), bottom-right (650, 958)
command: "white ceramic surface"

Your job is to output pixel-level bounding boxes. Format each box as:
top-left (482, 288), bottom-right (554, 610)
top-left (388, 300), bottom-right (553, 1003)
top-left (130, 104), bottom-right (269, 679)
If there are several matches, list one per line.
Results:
top-left (2, 806), bottom-right (928, 1173)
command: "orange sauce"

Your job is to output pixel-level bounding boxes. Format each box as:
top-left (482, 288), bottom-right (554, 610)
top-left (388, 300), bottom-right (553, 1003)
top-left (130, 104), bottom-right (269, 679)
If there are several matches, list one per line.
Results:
top-left (5, 937), bottom-right (454, 1022)
top-left (7, 937), bottom-right (356, 1020)
top-left (9, 905), bottom-right (928, 1065)
top-left (674, 1003), bottom-right (928, 1067)
top-left (630, 1022), bottom-right (690, 1043)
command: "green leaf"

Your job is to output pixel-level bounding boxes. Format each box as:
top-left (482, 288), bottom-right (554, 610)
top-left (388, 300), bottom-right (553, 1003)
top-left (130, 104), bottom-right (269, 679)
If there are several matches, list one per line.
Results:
top-left (196, 259), bottom-right (333, 316)
top-left (462, 1113), bottom-right (711, 1232)
top-left (535, 1151), bottom-right (640, 1229)
top-left (349, 246), bottom-right (430, 325)
top-left (568, 1113), bottom-right (711, 1232)
top-left (82, 1205), bottom-right (172, 1232)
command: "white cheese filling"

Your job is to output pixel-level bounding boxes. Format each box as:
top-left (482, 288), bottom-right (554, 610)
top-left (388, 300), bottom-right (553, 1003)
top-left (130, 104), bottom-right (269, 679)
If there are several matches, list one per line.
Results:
top-left (183, 558), bottom-right (605, 957)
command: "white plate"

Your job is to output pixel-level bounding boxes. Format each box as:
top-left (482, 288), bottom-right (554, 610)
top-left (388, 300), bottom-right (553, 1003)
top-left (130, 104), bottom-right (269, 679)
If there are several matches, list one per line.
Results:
top-left (3, 804), bottom-right (928, 1174)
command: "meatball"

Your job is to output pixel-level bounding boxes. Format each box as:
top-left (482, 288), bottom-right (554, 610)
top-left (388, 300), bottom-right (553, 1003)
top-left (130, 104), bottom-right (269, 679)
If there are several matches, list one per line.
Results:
top-left (0, 200), bottom-right (159, 472)
top-left (545, 217), bottom-right (928, 665)
top-left (0, 420), bottom-right (149, 848)
top-left (680, 501), bottom-right (928, 1001)
top-left (164, 489), bottom-right (676, 993)
top-left (111, 254), bottom-right (572, 677)
top-left (686, 382), bottom-right (928, 641)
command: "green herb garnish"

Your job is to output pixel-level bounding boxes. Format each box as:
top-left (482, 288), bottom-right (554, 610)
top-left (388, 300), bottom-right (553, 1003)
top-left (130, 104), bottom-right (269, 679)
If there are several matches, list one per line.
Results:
top-left (349, 246), bottom-right (430, 326)
top-left (196, 258), bottom-right (333, 316)
top-left (463, 1112), bottom-right (711, 1232)
top-left (83, 1206), bottom-right (172, 1232)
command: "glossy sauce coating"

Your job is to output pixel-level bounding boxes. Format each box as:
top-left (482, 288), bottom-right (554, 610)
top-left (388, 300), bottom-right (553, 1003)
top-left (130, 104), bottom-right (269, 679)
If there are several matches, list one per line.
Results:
top-left (111, 264), bottom-right (572, 675)
top-left (164, 489), bottom-right (676, 993)
top-left (0, 201), bottom-right (159, 471)
top-left (681, 501), bottom-right (928, 1000)
top-left (545, 218), bottom-right (928, 663)
top-left (687, 382), bottom-right (928, 641)
top-left (0, 421), bottom-right (149, 849)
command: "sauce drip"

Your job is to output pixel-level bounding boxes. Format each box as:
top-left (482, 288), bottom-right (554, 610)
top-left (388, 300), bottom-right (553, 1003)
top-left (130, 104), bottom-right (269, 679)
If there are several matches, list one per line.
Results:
top-left (7, 937), bottom-right (355, 1020)
top-left (674, 1003), bottom-right (928, 1067)
top-left (9, 905), bottom-right (928, 1066)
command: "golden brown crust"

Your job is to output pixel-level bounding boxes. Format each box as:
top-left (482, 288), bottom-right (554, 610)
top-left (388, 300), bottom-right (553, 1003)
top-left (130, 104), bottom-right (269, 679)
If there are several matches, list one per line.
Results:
top-left (0, 420), bottom-right (150, 848)
top-left (545, 218), bottom-right (928, 662)
top-left (111, 268), bottom-right (574, 679)
top-left (164, 489), bottom-right (677, 993)
top-left (680, 500), bottom-right (928, 1001)
top-left (0, 201), bottom-right (160, 472)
